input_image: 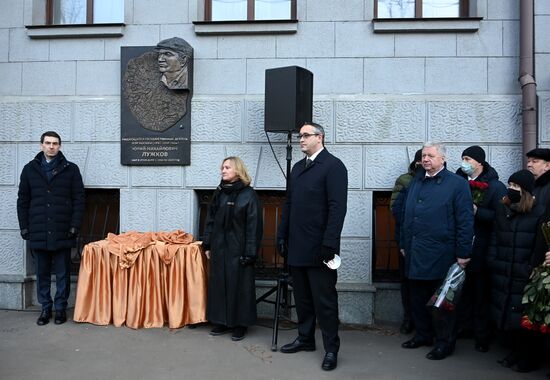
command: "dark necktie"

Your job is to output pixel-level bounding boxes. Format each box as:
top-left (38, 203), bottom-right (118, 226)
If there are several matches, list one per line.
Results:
top-left (305, 158), bottom-right (313, 168)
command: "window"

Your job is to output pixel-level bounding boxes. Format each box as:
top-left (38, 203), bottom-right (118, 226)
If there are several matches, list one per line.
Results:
top-left (71, 189), bottom-right (120, 274)
top-left (375, 0), bottom-right (469, 18)
top-left (372, 192), bottom-right (399, 282)
top-left (205, 0), bottom-right (296, 21)
top-left (46, 0), bottom-right (124, 25)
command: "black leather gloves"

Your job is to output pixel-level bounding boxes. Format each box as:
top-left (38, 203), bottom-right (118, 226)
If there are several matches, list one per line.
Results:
top-left (67, 227), bottom-right (79, 239)
top-left (320, 245), bottom-right (336, 262)
top-left (277, 239), bottom-right (287, 257)
top-left (20, 229), bottom-right (30, 240)
top-left (239, 256), bottom-right (256, 266)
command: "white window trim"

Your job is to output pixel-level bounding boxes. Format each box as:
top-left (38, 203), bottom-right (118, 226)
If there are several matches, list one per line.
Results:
top-left (191, 0), bottom-right (298, 35)
top-left (24, 0), bottom-right (126, 39)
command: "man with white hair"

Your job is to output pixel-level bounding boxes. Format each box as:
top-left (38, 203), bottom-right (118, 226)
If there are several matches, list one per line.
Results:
top-left (399, 142), bottom-right (474, 360)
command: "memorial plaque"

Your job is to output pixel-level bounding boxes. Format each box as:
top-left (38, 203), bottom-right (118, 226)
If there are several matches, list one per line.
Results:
top-left (121, 38), bottom-right (193, 165)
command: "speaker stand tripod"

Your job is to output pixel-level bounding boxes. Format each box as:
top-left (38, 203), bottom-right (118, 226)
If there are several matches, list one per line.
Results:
top-left (256, 130), bottom-right (295, 352)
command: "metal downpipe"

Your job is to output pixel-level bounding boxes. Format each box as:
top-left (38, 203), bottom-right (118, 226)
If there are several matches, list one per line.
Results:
top-left (519, 0), bottom-right (537, 163)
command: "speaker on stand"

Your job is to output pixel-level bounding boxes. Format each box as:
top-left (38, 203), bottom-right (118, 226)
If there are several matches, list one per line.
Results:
top-left (257, 66), bottom-right (313, 351)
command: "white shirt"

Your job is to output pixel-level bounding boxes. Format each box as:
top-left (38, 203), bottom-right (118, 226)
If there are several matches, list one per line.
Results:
top-left (307, 147), bottom-right (324, 162)
top-left (424, 166), bottom-right (445, 178)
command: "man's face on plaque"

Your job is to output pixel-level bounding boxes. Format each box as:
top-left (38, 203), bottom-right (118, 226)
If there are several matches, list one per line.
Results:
top-left (157, 49), bottom-right (184, 74)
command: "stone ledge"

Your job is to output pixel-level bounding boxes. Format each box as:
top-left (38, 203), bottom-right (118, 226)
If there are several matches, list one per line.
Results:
top-left (0, 274), bottom-right (34, 283)
top-left (373, 17), bottom-right (482, 33)
top-left (193, 20), bottom-right (298, 35)
top-left (26, 24), bottom-right (125, 39)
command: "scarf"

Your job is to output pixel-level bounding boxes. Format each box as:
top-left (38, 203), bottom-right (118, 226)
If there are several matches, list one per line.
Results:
top-left (40, 154), bottom-right (58, 182)
top-left (211, 180), bottom-right (246, 230)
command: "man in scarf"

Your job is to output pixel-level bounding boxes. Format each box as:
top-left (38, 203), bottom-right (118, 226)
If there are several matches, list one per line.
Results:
top-left (17, 131), bottom-right (85, 326)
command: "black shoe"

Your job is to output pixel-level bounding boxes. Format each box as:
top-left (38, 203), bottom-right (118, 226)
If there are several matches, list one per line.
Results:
top-left (401, 337), bottom-right (433, 349)
top-left (426, 346), bottom-right (452, 360)
top-left (474, 340), bottom-right (489, 353)
top-left (322, 352), bottom-right (338, 371)
top-left (209, 324), bottom-right (232, 336)
top-left (400, 320), bottom-right (414, 334)
top-left (37, 309), bottom-right (51, 326)
top-left (280, 338), bottom-right (316, 353)
top-left (498, 352), bottom-right (518, 368)
top-left (54, 310), bottom-right (67, 325)
top-left (231, 326), bottom-right (247, 341)
top-left (511, 359), bottom-right (539, 373)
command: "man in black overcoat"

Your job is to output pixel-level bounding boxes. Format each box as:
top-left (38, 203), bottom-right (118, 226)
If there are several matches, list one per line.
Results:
top-left (17, 131), bottom-right (85, 326)
top-left (277, 122), bottom-right (348, 371)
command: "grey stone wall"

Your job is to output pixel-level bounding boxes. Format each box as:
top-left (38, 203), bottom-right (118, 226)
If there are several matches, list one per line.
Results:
top-left (0, 0), bottom-right (548, 324)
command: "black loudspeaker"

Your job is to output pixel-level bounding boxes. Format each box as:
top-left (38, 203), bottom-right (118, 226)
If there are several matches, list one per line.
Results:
top-left (264, 66), bottom-right (313, 133)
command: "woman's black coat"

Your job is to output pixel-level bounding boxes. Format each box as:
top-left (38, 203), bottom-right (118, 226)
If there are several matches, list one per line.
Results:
top-left (202, 185), bottom-right (263, 328)
top-left (488, 201), bottom-right (545, 330)
top-left (17, 152), bottom-right (85, 251)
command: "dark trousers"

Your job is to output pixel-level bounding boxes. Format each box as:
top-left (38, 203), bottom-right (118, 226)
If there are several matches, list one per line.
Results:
top-left (290, 265), bottom-right (340, 353)
top-left (399, 254), bottom-right (412, 323)
top-left (456, 270), bottom-right (491, 342)
top-left (32, 248), bottom-right (71, 311)
top-left (410, 279), bottom-right (457, 350)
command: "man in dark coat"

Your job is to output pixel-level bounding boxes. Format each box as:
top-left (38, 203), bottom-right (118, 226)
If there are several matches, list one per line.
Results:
top-left (526, 148), bottom-right (550, 207)
top-left (17, 131), bottom-right (85, 326)
top-left (400, 142), bottom-right (474, 360)
top-left (277, 122), bottom-right (348, 371)
top-left (455, 145), bottom-right (506, 352)
top-left (391, 148), bottom-right (422, 334)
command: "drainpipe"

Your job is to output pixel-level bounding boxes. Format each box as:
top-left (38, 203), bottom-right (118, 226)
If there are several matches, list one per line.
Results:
top-left (519, 0), bottom-right (537, 163)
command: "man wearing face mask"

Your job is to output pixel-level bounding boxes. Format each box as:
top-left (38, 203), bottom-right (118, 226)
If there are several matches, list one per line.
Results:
top-left (455, 146), bottom-right (506, 353)
top-left (526, 148), bottom-right (550, 207)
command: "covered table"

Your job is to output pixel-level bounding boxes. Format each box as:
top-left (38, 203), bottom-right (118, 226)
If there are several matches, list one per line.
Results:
top-left (74, 230), bottom-right (208, 329)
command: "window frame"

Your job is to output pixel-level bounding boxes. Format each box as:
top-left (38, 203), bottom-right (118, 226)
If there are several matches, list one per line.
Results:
top-left (374, 0), bottom-right (470, 19)
top-left (204, 0), bottom-right (297, 22)
top-left (46, 0), bottom-right (92, 25)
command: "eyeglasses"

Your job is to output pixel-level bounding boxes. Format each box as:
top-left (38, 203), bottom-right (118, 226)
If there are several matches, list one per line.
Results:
top-left (297, 133), bottom-right (320, 140)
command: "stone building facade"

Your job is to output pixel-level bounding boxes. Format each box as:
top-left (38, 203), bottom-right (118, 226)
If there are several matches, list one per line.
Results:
top-left (1, 0), bottom-right (549, 325)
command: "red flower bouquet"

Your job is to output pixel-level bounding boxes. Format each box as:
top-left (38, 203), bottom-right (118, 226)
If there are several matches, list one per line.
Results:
top-left (521, 222), bottom-right (550, 334)
top-left (468, 180), bottom-right (489, 205)
top-left (427, 263), bottom-right (466, 312)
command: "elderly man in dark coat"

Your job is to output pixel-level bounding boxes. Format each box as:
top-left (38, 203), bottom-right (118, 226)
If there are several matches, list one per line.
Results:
top-left (400, 142), bottom-right (474, 360)
top-left (17, 131), bottom-right (85, 326)
top-left (277, 122), bottom-right (348, 371)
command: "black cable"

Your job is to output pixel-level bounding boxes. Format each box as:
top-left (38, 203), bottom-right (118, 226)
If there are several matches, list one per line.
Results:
top-left (264, 130), bottom-right (287, 180)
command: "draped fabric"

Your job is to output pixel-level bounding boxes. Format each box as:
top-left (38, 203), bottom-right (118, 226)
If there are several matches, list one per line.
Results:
top-left (73, 230), bottom-right (207, 329)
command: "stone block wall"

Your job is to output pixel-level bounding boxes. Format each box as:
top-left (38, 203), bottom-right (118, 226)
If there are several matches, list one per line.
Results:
top-left (0, 0), bottom-right (549, 325)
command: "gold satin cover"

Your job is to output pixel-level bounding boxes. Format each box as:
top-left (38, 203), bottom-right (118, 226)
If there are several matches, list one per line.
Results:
top-left (73, 230), bottom-right (207, 329)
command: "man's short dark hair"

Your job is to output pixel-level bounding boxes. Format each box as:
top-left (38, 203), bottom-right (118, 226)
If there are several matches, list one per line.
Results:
top-left (302, 122), bottom-right (325, 146)
top-left (40, 131), bottom-right (61, 144)
top-left (303, 121), bottom-right (325, 136)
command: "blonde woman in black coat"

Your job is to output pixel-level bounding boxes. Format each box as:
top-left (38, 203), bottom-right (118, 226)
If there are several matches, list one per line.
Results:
top-left (202, 156), bottom-right (263, 341)
top-left (488, 170), bottom-right (545, 373)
